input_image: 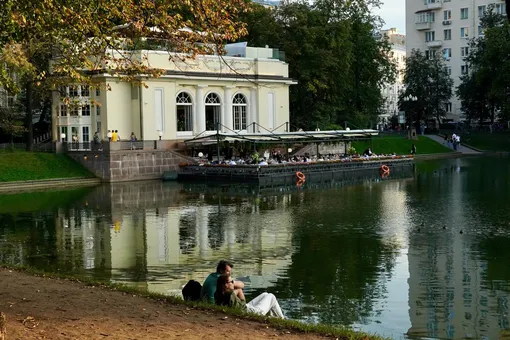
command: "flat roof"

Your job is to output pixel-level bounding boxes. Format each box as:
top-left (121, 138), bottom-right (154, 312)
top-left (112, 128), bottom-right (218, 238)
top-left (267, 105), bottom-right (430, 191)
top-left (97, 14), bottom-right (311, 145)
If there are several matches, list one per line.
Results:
top-left (184, 129), bottom-right (378, 145)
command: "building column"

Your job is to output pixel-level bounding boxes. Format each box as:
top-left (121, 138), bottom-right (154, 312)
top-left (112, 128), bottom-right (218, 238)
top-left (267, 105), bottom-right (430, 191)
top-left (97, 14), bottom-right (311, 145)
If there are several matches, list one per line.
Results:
top-left (223, 86), bottom-right (234, 132)
top-left (250, 87), bottom-right (258, 133)
top-left (195, 85), bottom-right (207, 134)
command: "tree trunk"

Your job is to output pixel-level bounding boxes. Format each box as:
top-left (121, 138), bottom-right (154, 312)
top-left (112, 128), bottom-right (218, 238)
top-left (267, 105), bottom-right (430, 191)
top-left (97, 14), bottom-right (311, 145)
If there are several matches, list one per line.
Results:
top-left (25, 81), bottom-right (33, 151)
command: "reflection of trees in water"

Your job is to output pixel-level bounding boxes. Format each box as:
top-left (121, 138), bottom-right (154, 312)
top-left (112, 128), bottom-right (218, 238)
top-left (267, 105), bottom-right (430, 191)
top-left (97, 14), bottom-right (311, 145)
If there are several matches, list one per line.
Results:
top-left (270, 186), bottom-right (399, 326)
top-left (179, 212), bottom-right (196, 255)
top-left (207, 206), bottom-right (225, 250)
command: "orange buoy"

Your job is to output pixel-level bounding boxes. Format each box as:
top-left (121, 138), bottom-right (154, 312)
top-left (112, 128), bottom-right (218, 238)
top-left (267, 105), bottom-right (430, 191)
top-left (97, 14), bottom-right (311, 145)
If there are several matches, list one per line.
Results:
top-left (296, 171), bottom-right (306, 181)
top-left (380, 165), bottom-right (390, 176)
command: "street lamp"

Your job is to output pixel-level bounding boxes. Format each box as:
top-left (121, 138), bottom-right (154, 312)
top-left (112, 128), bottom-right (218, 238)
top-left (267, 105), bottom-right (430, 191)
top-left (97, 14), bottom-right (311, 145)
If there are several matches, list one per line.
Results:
top-left (60, 133), bottom-right (66, 143)
top-left (158, 130), bottom-right (163, 141)
top-left (403, 95), bottom-right (418, 128)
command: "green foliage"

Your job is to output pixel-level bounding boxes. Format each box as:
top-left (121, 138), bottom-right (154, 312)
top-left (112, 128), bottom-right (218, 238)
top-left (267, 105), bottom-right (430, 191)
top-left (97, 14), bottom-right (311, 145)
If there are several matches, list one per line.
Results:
top-left (0, 150), bottom-right (93, 182)
top-left (352, 136), bottom-right (452, 155)
top-left (239, 0), bottom-right (396, 130)
top-left (399, 50), bottom-right (453, 129)
top-left (457, 8), bottom-right (510, 124)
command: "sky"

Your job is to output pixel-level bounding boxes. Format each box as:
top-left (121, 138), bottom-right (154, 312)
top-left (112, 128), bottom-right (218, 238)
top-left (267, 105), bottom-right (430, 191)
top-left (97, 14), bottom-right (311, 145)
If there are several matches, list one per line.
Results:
top-left (373, 0), bottom-right (407, 34)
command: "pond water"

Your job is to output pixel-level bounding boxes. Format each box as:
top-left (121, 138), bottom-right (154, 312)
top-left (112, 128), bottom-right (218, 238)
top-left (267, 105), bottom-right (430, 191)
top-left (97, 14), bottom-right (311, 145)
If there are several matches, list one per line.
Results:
top-left (1, 156), bottom-right (509, 339)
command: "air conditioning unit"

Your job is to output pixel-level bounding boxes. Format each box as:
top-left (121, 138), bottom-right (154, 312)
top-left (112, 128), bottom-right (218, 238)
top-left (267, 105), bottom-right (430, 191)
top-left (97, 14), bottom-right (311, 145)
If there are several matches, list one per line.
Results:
top-left (443, 20), bottom-right (451, 25)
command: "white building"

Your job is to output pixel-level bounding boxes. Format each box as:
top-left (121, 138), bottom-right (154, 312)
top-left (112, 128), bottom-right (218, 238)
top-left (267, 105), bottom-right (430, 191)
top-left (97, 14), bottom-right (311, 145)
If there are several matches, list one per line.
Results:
top-left (51, 43), bottom-right (295, 143)
top-left (406, 0), bottom-right (507, 122)
top-left (377, 28), bottom-right (406, 128)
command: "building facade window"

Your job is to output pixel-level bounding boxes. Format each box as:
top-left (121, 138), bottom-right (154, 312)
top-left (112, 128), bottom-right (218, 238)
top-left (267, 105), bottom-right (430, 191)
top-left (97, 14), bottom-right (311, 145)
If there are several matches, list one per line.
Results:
top-left (446, 66), bottom-right (452, 76)
top-left (69, 86), bottom-right (79, 97)
top-left (96, 105), bottom-right (101, 116)
top-left (82, 126), bottom-right (90, 143)
top-left (425, 49), bottom-right (436, 59)
top-left (81, 85), bottom-right (90, 97)
top-left (232, 93), bottom-right (247, 131)
top-left (495, 3), bottom-right (506, 15)
top-left (478, 25), bottom-right (484, 36)
top-left (425, 31), bottom-right (436, 42)
top-left (416, 12), bottom-right (435, 23)
top-left (60, 104), bottom-right (68, 116)
top-left (461, 27), bottom-right (469, 38)
top-left (478, 5), bottom-right (486, 17)
top-left (444, 29), bottom-right (452, 40)
top-left (70, 105), bottom-right (79, 116)
top-left (82, 104), bottom-right (91, 116)
top-left (461, 8), bottom-right (469, 19)
top-left (443, 48), bottom-right (452, 59)
top-left (461, 46), bottom-right (469, 57)
top-left (176, 92), bottom-right (193, 132)
top-left (95, 87), bottom-right (100, 97)
top-left (444, 10), bottom-right (452, 20)
top-left (205, 92), bottom-right (221, 131)
top-left (461, 64), bottom-right (469, 74)
top-left (446, 102), bottom-right (452, 112)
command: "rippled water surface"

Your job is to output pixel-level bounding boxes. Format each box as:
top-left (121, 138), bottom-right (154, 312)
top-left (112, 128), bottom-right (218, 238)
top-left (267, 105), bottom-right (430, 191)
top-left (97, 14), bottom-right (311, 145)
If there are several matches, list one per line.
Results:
top-left (1, 156), bottom-right (510, 339)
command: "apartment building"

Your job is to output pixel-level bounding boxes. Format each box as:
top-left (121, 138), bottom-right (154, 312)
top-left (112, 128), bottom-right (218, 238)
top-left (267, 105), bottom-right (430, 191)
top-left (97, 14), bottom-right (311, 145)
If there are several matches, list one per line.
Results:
top-left (406, 0), bottom-right (507, 121)
top-left (376, 28), bottom-right (406, 128)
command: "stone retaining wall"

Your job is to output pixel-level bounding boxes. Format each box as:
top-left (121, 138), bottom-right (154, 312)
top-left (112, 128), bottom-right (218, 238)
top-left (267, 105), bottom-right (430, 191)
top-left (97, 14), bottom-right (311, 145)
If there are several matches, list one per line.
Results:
top-left (68, 150), bottom-right (190, 182)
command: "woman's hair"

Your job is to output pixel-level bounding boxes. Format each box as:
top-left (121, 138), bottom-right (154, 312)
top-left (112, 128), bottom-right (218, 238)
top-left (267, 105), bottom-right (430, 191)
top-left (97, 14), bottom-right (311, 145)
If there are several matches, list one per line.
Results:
top-left (214, 274), bottom-right (231, 306)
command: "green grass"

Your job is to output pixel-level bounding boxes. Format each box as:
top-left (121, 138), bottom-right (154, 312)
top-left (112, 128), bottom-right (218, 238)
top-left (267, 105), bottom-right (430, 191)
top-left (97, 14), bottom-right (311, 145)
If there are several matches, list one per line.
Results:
top-left (352, 135), bottom-right (452, 155)
top-left (1, 264), bottom-right (388, 340)
top-left (462, 132), bottom-right (510, 152)
top-left (0, 150), bottom-right (93, 182)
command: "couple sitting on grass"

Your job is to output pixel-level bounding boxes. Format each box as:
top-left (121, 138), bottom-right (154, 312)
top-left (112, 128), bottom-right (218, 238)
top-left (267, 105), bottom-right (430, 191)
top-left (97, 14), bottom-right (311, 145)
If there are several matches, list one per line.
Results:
top-left (201, 260), bottom-right (285, 319)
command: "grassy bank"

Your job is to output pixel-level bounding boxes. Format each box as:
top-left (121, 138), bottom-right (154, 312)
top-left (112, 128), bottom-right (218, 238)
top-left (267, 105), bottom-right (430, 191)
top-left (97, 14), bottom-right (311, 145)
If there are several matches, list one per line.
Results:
top-left (462, 132), bottom-right (510, 152)
top-left (0, 264), bottom-right (387, 340)
top-left (352, 135), bottom-right (452, 155)
top-left (0, 150), bottom-right (93, 182)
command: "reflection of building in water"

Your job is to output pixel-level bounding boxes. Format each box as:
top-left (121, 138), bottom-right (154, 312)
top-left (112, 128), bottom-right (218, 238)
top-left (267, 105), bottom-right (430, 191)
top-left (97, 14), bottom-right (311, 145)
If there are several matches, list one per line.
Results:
top-left (407, 165), bottom-right (510, 339)
top-left (55, 182), bottom-right (294, 296)
top-left (407, 233), bottom-right (510, 339)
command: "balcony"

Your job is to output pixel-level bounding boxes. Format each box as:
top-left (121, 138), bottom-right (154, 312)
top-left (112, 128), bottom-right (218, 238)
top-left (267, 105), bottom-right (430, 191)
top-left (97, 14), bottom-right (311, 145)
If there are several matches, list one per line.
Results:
top-left (427, 1), bottom-right (442, 9)
top-left (426, 40), bottom-right (443, 48)
top-left (416, 22), bottom-right (432, 30)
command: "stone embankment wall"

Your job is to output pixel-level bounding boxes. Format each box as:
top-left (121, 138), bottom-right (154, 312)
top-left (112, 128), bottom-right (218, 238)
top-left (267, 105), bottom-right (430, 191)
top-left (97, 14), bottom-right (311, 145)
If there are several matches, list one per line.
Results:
top-left (68, 150), bottom-right (190, 182)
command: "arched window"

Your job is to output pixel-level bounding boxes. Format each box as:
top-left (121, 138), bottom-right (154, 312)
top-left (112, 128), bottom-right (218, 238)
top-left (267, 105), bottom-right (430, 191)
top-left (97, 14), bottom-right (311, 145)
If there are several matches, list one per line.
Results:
top-left (205, 93), bottom-right (221, 131)
top-left (232, 93), bottom-right (247, 131)
top-left (176, 92), bottom-right (193, 132)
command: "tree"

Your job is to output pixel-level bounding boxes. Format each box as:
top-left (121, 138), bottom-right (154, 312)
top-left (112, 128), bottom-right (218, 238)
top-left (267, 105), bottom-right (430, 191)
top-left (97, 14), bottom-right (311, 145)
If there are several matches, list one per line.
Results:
top-left (0, 0), bottom-right (249, 150)
top-left (239, 0), bottom-right (396, 130)
top-left (456, 8), bottom-right (510, 124)
top-left (399, 49), bottom-right (453, 130)
top-left (0, 107), bottom-right (25, 145)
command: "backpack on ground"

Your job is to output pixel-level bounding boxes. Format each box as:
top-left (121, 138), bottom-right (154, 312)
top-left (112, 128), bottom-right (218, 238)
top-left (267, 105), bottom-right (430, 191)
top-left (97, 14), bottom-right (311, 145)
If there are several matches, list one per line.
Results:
top-left (182, 280), bottom-right (202, 301)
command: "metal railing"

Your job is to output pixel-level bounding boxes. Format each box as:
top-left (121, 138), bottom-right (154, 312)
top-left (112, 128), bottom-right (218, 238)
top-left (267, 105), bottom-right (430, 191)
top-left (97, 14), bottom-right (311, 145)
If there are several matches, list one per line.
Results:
top-left (64, 140), bottom-right (161, 152)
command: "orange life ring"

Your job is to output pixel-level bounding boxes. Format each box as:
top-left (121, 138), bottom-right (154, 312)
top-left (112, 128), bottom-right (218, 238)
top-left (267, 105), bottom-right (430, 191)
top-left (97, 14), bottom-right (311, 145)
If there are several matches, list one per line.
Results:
top-left (380, 165), bottom-right (390, 175)
top-left (296, 171), bottom-right (306, 181)
top-left (296, 179), bottom-right (305, 188)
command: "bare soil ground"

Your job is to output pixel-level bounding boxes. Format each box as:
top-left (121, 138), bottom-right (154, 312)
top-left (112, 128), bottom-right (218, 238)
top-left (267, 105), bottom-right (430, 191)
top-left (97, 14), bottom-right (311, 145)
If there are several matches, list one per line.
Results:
top-left (0, 269), bottom-right (329, 340)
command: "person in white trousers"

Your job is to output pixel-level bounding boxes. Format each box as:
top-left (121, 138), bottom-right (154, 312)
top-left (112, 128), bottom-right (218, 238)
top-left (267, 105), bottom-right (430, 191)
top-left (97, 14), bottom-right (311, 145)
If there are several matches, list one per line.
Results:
top-left (214, 275), bottom-right (285, 319)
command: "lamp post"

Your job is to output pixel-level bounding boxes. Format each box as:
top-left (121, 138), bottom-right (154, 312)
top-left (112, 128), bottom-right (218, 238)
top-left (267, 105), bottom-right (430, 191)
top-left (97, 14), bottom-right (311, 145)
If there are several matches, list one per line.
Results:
top-left (403, 95), bottom-right (418, 139)
top-left (403, 95), bottom-right (417, 128)
top-left (60, 133), bottom-right (66, 143)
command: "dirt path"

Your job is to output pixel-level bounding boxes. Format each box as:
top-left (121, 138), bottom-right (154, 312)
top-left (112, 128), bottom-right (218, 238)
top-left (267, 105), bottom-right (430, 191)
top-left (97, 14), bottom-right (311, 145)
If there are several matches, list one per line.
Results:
top-left (0, 269), bottom-right (329, 340)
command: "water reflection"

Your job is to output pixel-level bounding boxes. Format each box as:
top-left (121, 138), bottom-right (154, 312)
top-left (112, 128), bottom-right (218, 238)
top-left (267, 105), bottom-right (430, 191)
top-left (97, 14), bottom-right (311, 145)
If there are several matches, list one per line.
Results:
top-left (1, 157), bottom-right (510, 339)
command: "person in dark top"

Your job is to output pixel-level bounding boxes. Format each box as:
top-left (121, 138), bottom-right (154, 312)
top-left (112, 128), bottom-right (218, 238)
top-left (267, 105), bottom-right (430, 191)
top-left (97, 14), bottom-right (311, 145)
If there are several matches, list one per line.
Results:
top-left (411, 144), bottom-right (417, 155)
top-left (214, 274), bottom-right (285, 318)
